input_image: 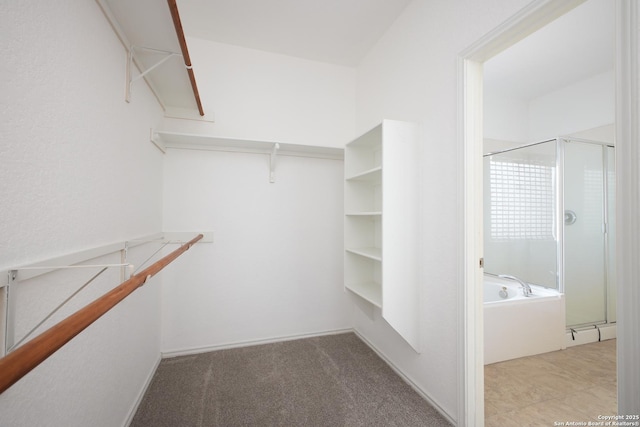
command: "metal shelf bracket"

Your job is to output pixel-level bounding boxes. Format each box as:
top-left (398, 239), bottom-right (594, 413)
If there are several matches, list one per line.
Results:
top-left (126, 46), bottom-right (182, 103)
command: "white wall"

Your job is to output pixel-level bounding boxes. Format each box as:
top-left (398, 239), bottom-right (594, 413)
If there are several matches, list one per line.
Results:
top-left (353, 0), bottom-right (535, 421)
top-left (484, 93), bottom-right (529, 143)
top-left (0, 1), bottom-right (165, 426)
top-left (161, 149), bottom-right (351, 353)
top-left (484, 70), bottom-right (615, 146)
top-left (161, 39), bottom-right (356, 147)
top-left (529, 70), bottom-right (615, 141)
top-left (570, 123), bottom-right (615, 143)
top-left (159, 43), bottom-right (355, 353)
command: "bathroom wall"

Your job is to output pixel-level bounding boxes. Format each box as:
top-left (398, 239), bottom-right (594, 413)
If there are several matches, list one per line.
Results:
top-left (570, 124), bottom-right (615, 144)
top-left (0, 1), bottom-right (165, 426)
top-left (528, 70), bottom-right (615, 142)
top-left (484, 67), bottom-right (614, 148)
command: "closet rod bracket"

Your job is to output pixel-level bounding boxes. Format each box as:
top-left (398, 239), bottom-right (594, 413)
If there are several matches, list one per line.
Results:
top-left (270, 143), bottom-right (280, 183)
top-left (3, 271), bottom-right (17, 356)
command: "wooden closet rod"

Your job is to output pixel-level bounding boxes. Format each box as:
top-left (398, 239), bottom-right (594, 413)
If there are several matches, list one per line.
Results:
top-left (167, 0), bottom-right (205, 116)
top-left (0, 234), bottom-right (203, 395)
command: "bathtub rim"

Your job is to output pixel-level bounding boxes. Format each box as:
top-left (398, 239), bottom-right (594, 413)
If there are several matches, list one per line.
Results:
top-left (483, 274), bottom-right (562, 305)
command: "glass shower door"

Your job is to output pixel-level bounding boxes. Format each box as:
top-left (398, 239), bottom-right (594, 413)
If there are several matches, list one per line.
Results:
top-left (564, 141), bottom-right (608, 327)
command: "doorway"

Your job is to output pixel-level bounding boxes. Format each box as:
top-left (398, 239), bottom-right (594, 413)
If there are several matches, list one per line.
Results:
top-left (458, 0), bottom-right (639, 425)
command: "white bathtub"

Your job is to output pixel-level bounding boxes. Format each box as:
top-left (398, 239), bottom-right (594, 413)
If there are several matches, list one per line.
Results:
top-left (484, 274), bottom-right (565, 364)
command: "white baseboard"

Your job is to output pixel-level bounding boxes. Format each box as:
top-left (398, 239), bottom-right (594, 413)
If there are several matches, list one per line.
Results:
top-left (352, 330), bottom-right (456, 426)
top-left (123, 354), bottom-right (162, 427)
top-left (161, 328), bottom-right (354, 358)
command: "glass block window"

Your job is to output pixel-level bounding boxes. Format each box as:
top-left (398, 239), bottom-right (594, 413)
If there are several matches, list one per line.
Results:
top-left (489, 159), bottom-right (555, 240)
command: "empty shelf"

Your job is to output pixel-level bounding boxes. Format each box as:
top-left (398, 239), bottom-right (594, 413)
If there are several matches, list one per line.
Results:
top-left (345, 247), bottom-right (382, 261)
top-left (345, 282), bottom-right (382, 307)
top-left (346, 166), bottom-right (382, 182)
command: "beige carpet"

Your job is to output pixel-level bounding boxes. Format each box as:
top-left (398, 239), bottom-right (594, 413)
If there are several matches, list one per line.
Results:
top-left (131, 332), bottom-right (452, 427)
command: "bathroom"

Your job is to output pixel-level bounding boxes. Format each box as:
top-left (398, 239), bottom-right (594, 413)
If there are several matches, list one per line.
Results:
top-left (481, 0), bottom-right (617, 422)
top-left (482, 0), bottom-right (618, 426)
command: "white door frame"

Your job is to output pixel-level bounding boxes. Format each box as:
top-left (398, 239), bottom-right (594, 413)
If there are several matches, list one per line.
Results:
top-left (613, 0), bottom-right (639, 416)
top-left (457, 0), bottom-right (639, 425)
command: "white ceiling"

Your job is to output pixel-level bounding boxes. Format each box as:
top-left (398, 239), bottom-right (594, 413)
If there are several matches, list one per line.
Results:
top-left (115, 0), bottom-right (614, 113)
top-left (176, 0), bottom-right (413, 67)
top-left (484, 0), bottom-right (615, 101)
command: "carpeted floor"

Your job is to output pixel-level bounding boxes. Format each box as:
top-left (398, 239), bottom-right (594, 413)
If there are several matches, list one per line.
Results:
top-left (130, 332), bottom-right (452, 427)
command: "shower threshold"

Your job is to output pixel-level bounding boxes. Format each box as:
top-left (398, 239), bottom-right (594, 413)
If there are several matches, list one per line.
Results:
top-left (566, 323), bottom-right (616, 347)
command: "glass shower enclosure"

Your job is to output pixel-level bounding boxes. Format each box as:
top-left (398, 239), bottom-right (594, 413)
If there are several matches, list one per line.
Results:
top-left (564, 140), bottom-right (616, 326)
top-left (483, 137), bottom-right (616, 328)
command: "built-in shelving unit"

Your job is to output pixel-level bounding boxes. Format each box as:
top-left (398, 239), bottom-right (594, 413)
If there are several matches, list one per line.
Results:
top-left (344, 120), bottom-right (421, 352)
top-left (344, 123), bottom-right (384, 306)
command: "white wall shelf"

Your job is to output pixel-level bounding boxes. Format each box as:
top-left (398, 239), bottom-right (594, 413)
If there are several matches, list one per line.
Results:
top-left (151, 130), bottom-right (345, 160)
top-left (345, 212), bottom-right (382, 216)
top-left (344, 120), bottom-right (420, 352)
top-left (96, 0), bottom-right (205, 117)
top-left (346, 166), bottom-right (382, 182)
top-left (345, 281), bottom-right (382, 308)
top-left (345, 247), bottom-right (382, 261)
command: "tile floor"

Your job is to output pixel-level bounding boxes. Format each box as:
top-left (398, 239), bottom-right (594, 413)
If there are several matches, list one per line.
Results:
top-left (485, 339), bottom-right (617, 427)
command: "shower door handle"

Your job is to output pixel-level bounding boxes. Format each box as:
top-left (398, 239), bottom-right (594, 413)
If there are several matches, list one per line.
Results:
top-left (564, 210), bottom-right (577, 225)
